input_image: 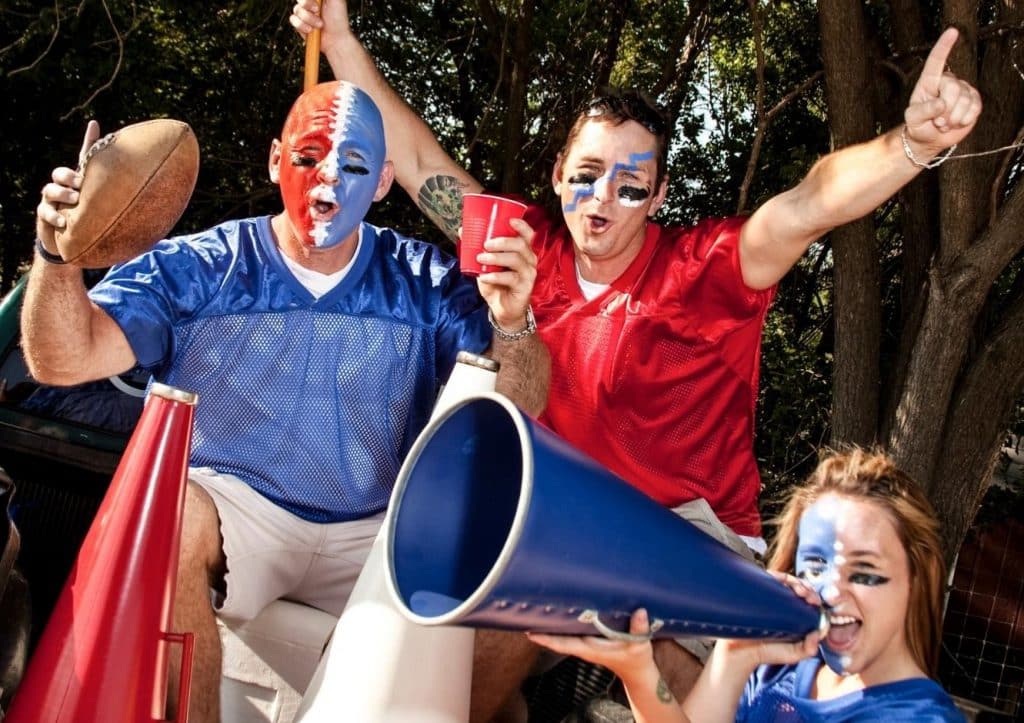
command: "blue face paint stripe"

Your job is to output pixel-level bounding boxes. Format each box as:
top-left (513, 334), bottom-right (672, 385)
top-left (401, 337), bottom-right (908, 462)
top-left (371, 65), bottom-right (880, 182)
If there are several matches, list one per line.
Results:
top-left (562, 185), bottom-right (594, 213)
top-left (561, 150), bottom-right (656, 212)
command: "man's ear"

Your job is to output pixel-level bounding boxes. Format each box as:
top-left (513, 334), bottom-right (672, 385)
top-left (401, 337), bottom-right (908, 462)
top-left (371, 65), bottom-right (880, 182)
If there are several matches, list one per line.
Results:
top-left (268, 139), bottom-right (283, 184)
top-left (551, 153), bottom-right (565, 194)
top-left (648, 176), bottom-right (669, 217)
top-left (373, 160), bottom-right (395, 202)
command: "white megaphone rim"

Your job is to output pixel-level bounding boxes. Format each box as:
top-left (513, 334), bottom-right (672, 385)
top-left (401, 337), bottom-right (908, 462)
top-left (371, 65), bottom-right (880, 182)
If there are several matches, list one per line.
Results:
top-left (383, 391), bottom-right (533, 626)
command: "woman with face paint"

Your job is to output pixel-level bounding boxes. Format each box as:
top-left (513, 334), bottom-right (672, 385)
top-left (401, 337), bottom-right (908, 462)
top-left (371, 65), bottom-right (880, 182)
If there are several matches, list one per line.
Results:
top-left (528, 448), bottom-right (966, 722)
top-left (291, 2), bottom-right (981, 717)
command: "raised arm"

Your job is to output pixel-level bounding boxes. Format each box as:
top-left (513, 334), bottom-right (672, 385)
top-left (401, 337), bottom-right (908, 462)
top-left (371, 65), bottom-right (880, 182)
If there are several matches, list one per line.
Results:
top-left (740, 27), bottom-right (982, 290)
top-left (291, 0), bottom-right (482, 240)
top-left (291, 0), bottom-right (550, 417)
top-left (22, 121), bottom-right (137, 385)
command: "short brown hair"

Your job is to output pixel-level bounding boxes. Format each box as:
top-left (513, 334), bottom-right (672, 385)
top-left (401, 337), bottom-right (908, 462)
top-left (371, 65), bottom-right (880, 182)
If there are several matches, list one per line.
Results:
top-left (767, 447), bottom-right (946, 676)
top-left (561, 89), bottom-right (671, 182)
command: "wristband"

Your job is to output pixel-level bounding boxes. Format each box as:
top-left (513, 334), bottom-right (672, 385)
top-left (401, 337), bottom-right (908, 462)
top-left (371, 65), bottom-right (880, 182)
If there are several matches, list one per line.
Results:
top-left (488, 306), bottom-right (536, 342)
top-left (34, 237), bottom-right (66, 264)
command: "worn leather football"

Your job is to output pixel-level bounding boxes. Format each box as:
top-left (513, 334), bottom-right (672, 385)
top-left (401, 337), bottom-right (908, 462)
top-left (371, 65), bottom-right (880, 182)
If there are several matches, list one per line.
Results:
top-left (54, 119), bottom-right (199, 268)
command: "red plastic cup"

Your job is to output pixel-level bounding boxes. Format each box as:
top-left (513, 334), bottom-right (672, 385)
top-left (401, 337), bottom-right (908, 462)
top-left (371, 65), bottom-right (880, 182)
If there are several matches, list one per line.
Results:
top-left (459, 193), bottom-right (528, 276)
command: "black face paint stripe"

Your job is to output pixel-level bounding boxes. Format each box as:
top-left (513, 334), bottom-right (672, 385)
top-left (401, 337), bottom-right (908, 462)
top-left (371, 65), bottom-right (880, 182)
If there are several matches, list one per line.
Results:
top-left (618, 186), bottom-right (650, 202)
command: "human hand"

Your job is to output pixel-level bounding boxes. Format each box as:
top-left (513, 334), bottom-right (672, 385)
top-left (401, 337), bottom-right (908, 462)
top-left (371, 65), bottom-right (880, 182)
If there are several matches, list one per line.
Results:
top-left (36, 120), bottom-right (100, 253)
top-left (715, 572), bottom-right (823, 670)
top-left (290, 0), bottom-right (349, 48)
top-left (527, 608), bottom-right (658, 681)
top-left (475, 217), bottom-right (537, 333)
top-left (904, 28), bottom-right (982, 156)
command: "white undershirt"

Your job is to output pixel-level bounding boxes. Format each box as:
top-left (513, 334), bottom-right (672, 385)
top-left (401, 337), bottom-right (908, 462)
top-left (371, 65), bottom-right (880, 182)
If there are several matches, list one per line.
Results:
top-left (575, 261), bottom-right (610, 301)
top-left (280, 227), bottom-right (362, 299)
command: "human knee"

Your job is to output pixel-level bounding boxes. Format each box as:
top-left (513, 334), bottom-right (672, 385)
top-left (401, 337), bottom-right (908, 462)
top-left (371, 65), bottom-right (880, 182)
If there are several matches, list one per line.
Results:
top-left (178, 481), bottom-right (225, 580)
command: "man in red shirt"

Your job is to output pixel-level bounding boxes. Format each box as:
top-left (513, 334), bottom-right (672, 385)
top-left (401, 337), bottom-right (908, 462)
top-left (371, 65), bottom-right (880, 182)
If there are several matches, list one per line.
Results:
top-left (291, 2), bottom-right (980, 719)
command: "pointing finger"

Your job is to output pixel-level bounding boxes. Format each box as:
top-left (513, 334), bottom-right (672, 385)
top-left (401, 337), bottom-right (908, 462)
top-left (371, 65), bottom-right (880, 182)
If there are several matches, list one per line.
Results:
top-left (918, 28), bottom-right (959, 96)
top-left (77, 120), bottom-right (101, 170)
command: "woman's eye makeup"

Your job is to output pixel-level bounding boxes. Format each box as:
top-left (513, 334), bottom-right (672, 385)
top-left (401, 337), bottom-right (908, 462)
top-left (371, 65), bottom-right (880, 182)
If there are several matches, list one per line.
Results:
top-left (797, 566), bottom-right (826, 580)
top-left (850, 573), bottom-right (889, 586)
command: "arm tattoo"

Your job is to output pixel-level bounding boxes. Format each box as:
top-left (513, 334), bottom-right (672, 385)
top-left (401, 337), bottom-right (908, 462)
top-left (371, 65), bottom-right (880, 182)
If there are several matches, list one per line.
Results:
top-left (417, 175), bottom-right (470, 241)
top-left (656, 676), bottom-right (675, 704)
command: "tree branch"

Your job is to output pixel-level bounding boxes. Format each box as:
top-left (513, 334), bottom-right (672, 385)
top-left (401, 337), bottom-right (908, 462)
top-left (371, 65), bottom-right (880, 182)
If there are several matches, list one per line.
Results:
top-left (959, 173), bottom-right (1024, 292)
top-left (6, 0), bottom-right (61, 77)
top-left (737, 0), bottom-right (765, 213)
top-left (989, 126), bottom-right (1024, 227)
top-left (466, 1), bottom-right (510, 158)
top-left (651, 0), bottom-right (709, 98)
top-left (60, 0), bottom-right (125, 121)
top-left (765, 70), bottom-right (823, 122)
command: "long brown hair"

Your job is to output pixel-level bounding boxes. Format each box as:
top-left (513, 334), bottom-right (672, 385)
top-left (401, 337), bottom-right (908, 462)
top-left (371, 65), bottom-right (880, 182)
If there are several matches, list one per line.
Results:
top-left (767, 448), bottom-right (946, 676)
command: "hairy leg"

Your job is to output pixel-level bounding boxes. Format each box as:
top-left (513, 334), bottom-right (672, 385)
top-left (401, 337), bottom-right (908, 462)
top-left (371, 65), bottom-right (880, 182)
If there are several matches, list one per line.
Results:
top-left (167, 481), bottom-right (227, 723)
top-left (470, 629), bottom-right (540, 723)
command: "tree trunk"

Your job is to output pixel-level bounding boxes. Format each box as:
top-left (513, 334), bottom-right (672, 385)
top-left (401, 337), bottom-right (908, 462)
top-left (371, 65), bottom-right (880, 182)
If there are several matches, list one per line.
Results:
top-left (501, 0), bottom-right (534, 194)
top-left (817, 0), bottom-right (881, 446)
top-left (591, 0), bottom-right (632, 91)
top-left (889, 178), bottom-right (1024, 508)
top-left (881, 3), bottom-right (934, 441)
top-left (930, 292), bottom-right (1024, 563)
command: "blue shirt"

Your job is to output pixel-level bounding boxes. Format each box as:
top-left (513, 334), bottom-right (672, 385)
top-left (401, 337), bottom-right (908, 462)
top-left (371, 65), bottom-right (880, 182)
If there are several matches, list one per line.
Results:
top-left (91, 216), bottom-right (490, 522)
top-left (737, 655), bottom-right (966, 722)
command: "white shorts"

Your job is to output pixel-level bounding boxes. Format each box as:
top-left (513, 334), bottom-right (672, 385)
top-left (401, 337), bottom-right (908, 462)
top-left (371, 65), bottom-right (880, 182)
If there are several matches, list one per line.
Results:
top-left (190, 467), bottom-right (383, 623)
top-left (672, 498), bottom-right (765, 663)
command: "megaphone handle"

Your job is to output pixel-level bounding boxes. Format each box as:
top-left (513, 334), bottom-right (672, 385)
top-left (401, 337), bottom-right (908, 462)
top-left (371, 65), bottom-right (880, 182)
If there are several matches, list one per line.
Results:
top-left (160, 631), bottom-right (195, 723)
top-left (578, 609), bottom-right (664, 642)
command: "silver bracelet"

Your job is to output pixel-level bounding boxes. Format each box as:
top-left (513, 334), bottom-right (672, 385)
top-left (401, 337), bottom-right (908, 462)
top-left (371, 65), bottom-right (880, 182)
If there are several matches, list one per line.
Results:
top-left (901, 124), bottom-right (956, 169)
top-left (488, 306), bottom-right (536, 342)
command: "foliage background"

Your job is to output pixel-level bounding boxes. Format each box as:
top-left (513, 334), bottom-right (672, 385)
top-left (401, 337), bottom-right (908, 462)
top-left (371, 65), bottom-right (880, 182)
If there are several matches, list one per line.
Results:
top-left (1, 0), bottom-right (1022, 542)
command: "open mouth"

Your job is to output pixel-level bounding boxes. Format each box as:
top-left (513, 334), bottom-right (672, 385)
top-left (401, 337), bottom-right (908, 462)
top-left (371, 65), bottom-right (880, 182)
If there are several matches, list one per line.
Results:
top-left (585, 214), bottom-right (609, 232)
top-left (310, 199), bottom-right (338, 221)
top-left (825, 613), bottom-right (861, 651)
top-left (308, 187), bottom-right (339, 222)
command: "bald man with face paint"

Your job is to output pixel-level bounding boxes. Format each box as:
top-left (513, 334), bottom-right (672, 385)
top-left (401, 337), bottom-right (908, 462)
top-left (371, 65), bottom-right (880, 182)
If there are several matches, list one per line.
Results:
top-left (25, 80), bottom-right (550, 722)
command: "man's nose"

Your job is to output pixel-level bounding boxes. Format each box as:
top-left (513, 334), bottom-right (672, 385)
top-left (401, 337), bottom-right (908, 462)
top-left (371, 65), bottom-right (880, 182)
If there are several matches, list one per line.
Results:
top-left (592, 175), bottom-right (613, 203)
top-left (819, 570), bottom-right (844, 606)
top-left (317, 162), bottom-right (338, 184)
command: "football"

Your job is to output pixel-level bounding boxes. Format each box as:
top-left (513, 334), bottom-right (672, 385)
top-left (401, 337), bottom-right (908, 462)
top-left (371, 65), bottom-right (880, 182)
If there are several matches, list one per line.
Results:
top-left (54, 119), bottom-right (200, 268)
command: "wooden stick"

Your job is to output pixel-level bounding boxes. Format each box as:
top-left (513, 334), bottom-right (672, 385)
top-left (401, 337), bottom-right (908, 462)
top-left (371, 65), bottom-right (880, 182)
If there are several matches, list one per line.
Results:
top-left (304, 28), bottom-right (321, 91)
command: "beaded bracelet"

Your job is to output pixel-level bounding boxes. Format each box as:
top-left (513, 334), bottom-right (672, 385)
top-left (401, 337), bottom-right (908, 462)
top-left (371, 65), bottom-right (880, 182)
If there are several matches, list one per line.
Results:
top-left (901, 124), bottom-right (956, 170)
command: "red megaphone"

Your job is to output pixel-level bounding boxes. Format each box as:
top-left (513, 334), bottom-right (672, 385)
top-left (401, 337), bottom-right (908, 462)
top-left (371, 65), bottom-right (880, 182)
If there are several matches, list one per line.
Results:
top-left (7, 383), bottom-right (197, 722)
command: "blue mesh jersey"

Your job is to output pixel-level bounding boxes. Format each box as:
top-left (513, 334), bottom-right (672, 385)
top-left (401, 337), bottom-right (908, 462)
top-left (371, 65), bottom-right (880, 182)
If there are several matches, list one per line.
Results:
top-left (737, 656), bottom-right (966, 722)
top-left (90, 216), bottom-right (490, 522)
